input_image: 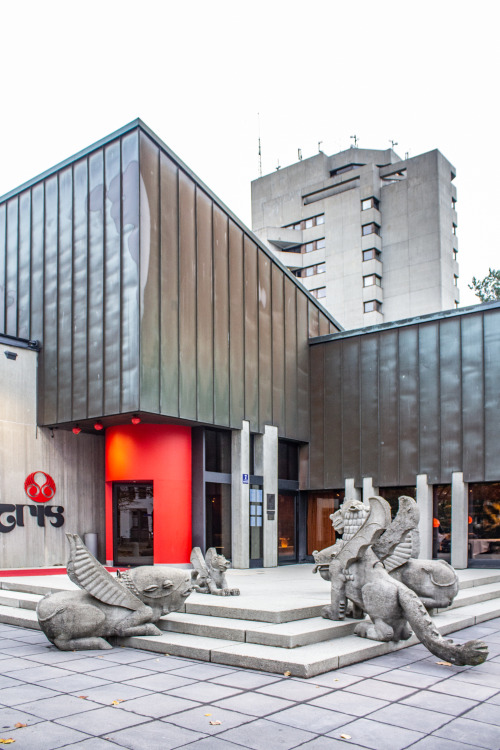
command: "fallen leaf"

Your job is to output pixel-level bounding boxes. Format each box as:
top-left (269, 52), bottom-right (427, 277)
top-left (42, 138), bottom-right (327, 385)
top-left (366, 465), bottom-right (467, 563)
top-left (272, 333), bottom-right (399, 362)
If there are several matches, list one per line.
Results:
top-left (0, 741), bottom-right (15, 745)
top-left (340, 734), bottom-right (352, 740)
top-left (111, 700), bottom-right (125, 706)
top-left (333, 678), bottom-right (339, 681)
top-left (209, 720), bottom-right (221, 725)
top-left (78, 696), bottom-right (88, 700)
top-left (436, 661), bottom-right (452, 666)
top-left (204, 713), bottom-right (212, 717)
top-left (13, 724), bottom-right (26, 729)
top-left (284, 670), bottom-right (291, 677)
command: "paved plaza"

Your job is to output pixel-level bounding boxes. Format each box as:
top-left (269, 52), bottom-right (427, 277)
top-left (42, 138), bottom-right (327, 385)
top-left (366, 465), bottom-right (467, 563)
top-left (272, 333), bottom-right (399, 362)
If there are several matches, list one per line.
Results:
top-left (0, 618), bottom-right (499, 749)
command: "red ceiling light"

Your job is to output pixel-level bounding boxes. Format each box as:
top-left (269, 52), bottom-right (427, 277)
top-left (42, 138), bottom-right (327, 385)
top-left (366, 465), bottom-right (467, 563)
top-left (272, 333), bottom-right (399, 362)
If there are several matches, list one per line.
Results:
top-left (72, 426), bottom-right (82, 435)
top-left (94, 422), bottom-right (104, 431)
top-left (131, 415), bottom-right (141, 425)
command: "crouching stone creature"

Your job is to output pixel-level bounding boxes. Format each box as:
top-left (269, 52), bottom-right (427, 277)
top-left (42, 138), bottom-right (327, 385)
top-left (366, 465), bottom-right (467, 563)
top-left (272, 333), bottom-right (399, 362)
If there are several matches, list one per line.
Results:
top-left (313, 496), bottom-right (487, 667)
top-left (190, 547), bottom-right (240, 596)
top-left (37, 534), bottom-right (197, 650)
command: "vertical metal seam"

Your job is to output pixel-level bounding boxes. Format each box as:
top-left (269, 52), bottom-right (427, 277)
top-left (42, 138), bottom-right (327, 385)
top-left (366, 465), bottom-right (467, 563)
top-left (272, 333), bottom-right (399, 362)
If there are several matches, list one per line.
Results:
top-left (156, 145), bottom-right (161, 414)
top-left (70, 164), bottom-right (75, 420)
top-left (102, 148), bottom-right (107, 416)
top-left (29, 188), bottom-right (33, 341)
top-left (481, 312), bottom-right (486, 481)
top-left (194, 182), bottom-right (198, 422)
top-left (437, 323), bottom-right (442, 484)
top-left (85, 157), bottom-right (90, 418)
top-left (226, 214), bottom-right (231, 428)
top-left (396, 328), bottom-right (401, 485)
top-left (175, 164), bottom-right (180, 418)
top-left (241, 228), bottom-right (246, 426)
top-left (210, 200), bottom-right (215, 424)
top-left (16, 195), bottom-right (20, 337)
top-left (55, 174), bottom-right (60, 422)
top-left (416, 325), bottom-right (421, 482)
top-left (118, 139), bottom-right (123, 413)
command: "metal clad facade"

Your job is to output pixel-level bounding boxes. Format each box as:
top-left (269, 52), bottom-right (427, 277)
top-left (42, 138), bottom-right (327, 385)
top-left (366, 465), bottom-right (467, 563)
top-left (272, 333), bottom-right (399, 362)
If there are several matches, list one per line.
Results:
top-left (310, 306), bottom-right (500, 488)
top-left (0, 123), bottom-right (337, 441)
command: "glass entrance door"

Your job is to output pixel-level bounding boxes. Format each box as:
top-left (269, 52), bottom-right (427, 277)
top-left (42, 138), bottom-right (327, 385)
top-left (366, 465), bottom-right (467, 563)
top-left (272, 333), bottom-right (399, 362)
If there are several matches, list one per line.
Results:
top-left (278, 492), bottom-right (298, 563)
top-left (113, 483), bottom-right (153, 566)
top-left (249, 486), bottom-right (263, 567)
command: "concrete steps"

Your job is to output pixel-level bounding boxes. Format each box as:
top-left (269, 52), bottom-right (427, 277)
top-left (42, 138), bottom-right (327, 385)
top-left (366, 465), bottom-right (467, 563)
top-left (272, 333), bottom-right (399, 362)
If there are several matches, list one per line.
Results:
top-left (0, 567), bottom-right (499, 678)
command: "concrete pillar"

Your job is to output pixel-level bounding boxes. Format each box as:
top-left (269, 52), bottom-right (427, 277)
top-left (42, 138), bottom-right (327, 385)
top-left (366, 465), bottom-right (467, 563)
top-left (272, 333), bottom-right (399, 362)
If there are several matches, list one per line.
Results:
top-left (451, 471), bottom-right (469, 570)
top-left (231, 421), bottom-right (250, 569)
top-left (416, 474), bottom-right (433, 560)
top-left (344, 478), bottom-right (361, 502)
top-left (362, 477), bottom-right (379, 506)
top-left (262, 425), bottom-right (278, 567)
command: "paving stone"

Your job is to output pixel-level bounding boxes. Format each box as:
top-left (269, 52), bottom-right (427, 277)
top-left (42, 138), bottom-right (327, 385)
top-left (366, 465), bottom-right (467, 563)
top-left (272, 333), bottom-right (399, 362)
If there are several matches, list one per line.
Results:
top-left (84, 663), bottom-right (156, 681)
top-left (402, 689), bottom-right (478, 715)
top-left (0, 675), bottom-right (23, 689)
top-left (114, 692), bottom-right (201, 718)
top-left (167, 663), bottom-right (237, 680)
top-left (442, 669), bottom-right (500, 689)
top-left (293, 738), bottom-right (366, 750)
top-left (167, 681), bottom-right (242, 702)
top-left (0, 684), bottom-right (59, 706)
top-left (326, 717), bottom-right (425, 750)
top-left (486, 693), bottom-right (500, 705)
top-left (345, 677), bottom-right (417, 701)
top-left (368, 703), bottom-right (452, 732)
top-left (18, 650), bottom-right (90, 665)
top-left (97, 648), bottom-right (172, 664)
top-left (210, 670), bottom-right (282, 690)
top-left (256, 679), bottom-right (331, 701)
top-left (334, 662), bottom-right (391, 677)
top-left (302, 671), bottom-right (363, 689)
top-left (0, 657), bottom-right (41, 673)
top-left (165, 705), bottom-right (254, 734)
top-left (1, 643), bottom-right (51, 656)
top-left (0, 637), bottom-right (27, 649)
top-left (213, 691), bottom-right (294, 717)
top-left (6, 664), bottom-right (76, 683)
top-left (15, 694), bottom-right (102, 720)
top-left (106, 719), bottom-right (204, 749)
top-left (310, 690), bottom-right (389, 717)
top-left (270, 703), bottom-right (354, 733)
top-left (404, 737), bottom-right (477, 750)
top-left (71, 682), bottom-right (153, 704)
top-left (177, 738), bottom-right (250, 749)
top-left (127, 655), bottom-right (190, 671)
top-left (53, 656), bottom-right (120, 672)
top-left (123, 672), bottom-right (196, 692)
top-left (376, 668), bottom-right (444, 689)
top-left (429, 678), bottom-right (499, 701)
top-left (0, 706), bottom-right (43, 730)
top-left (38, 673), bottom-right (112, 693)
top-left (0, 720), bottom-right (92, 749)
top-left (216, 717), bottom-right (318, 749)
top-left (61, 740), bottom-right (124, 750)
top-left (432, 717), bottom-right (500, 748)
top-left (461, 702), bottom-right (500, 726)
top-left (55, 705), bottom-right (150, 735)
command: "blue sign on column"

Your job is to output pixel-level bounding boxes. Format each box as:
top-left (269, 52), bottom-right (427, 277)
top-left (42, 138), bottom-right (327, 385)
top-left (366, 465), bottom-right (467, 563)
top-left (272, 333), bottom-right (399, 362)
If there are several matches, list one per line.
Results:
top-left (242, 474), bottom-right (249, 484)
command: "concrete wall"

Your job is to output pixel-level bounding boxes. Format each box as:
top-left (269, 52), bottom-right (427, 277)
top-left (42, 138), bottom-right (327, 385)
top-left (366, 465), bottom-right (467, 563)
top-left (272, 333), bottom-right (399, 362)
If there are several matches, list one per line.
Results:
top-left (0, 343), bottom-right (105, 568)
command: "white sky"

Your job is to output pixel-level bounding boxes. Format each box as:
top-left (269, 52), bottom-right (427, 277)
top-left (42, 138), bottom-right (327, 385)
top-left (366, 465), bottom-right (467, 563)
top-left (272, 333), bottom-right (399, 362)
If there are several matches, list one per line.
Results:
top-left (1, 0), bottom-right (498, 306)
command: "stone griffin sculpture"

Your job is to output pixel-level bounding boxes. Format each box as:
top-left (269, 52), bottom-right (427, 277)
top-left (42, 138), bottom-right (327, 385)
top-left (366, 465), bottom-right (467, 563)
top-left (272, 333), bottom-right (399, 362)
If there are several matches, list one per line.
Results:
top-left (190, 547), bottom-right (240, 596)
top-left (37, 534), bottom-right (197, 650)
top-left (313, 496), bottom-right (487, 666)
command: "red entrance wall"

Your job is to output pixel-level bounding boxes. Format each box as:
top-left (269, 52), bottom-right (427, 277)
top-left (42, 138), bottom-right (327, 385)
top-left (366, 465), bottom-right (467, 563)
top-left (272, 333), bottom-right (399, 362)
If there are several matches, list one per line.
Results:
top-left (105, 424), bottom-right (192, 564)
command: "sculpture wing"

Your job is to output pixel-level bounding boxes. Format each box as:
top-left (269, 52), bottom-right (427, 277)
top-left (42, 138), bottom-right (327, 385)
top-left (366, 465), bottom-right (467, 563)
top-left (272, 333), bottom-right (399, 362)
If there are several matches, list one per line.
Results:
top-left (372, 495), bottom-right (420, 563)
top-left (205, 547), bottom-right (218, 569)
top-left (334, 496), bottom-right (391, 568)
top-left (66, 533), bottom-right (143, 610)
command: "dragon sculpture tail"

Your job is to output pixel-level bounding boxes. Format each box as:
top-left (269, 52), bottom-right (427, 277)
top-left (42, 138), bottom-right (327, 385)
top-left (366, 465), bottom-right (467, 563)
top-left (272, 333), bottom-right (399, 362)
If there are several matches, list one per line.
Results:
top-left (397, 583), bottom-right (488, 666)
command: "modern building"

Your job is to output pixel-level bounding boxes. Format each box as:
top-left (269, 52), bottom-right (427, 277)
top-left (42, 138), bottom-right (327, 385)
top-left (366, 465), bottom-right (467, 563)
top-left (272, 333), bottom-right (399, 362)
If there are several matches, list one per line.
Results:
top-left (251, 146), bottom-right (460, 330)
top-left (1, 121), bottom-right (498, 573)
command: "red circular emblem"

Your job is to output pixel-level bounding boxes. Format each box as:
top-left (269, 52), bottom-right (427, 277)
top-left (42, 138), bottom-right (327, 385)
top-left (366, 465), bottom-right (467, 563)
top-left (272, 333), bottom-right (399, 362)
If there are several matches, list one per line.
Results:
top-left (24, 472), bottom-right (56, 502)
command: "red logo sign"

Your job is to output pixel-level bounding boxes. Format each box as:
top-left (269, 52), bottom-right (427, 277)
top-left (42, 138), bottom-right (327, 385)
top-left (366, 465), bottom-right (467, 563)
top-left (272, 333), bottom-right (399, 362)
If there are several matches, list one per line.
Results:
top-left (24, 472), bottom-right (56, 503)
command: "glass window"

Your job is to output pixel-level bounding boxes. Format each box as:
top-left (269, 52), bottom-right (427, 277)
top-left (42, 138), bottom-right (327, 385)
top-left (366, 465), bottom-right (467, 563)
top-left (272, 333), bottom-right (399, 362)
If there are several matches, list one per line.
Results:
top-left (361, 197), bottom-right (379, 211)
top-left (311, 286), bottom-right (326, 299)
top-left (304, 242), bottom-right (314, 253)
top-left (113, 483), bottom-right (153, 566)
top-left (362, 223), bottom-right (380, 236)
top-left (468, 482), bottom-right (500, 563)
top-left (364, 300), bottom-right (381, 313)
top-left (363, 274), bottom-right (381, 287)
top-left (249, 486), bottom-right (263, 562)
top-left (278, 493), bottom-right (297, 562)
top-left (307, 490), bottom-right (344, 555)
top-left (206, 482), bottom-right (232, 557)
top-left (305, 218), bottom-right (313, 229)
top-left (363, 248), bottom-right (381, 262)
top-left (379, 486), bottom-right (416, 520)
top-left (452, 223), bottom-right (457, 235)
top-left (205, 429), bottom-right (231, 473)
top-left (305, 265), bottom-right (315, 277)
top-left (278, 441), bottom-right (299, 480)
top-left (293, 223), bottom-right (301, 230)
top-left (316, 214), bottom-right (325, 225)
top-left (316, 238), bottom-right (326, 250)
top-left (433, 485), bottom-right (451, 562)
top-left (317, 263), bottom-right (326, 274)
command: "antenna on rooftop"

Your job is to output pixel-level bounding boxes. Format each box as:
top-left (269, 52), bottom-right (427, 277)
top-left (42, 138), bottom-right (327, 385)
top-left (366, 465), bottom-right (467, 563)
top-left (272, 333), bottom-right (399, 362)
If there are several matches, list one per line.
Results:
top-left (350, 135), bottom-right (359, 148)
top-left (276, 159), bottom-right (281, 171)
top-left (389, 139), bottom-right (398, 149)
top-left (318, 141), bottom-right (323, 153)
top-left (257, 113), bottom-right (262, 177)
top-left (298, 148), bottom-right (302, 161)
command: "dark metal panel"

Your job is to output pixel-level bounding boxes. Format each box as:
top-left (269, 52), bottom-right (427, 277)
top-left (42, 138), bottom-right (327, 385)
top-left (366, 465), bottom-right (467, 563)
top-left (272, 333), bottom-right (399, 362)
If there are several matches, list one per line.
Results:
top-left (324, 342), bottom-right (343, 488)
top-left (72, 159), bottom-right (89, 419)
top-left (17, 191), bottom-right (31, 339)
top-left (271, 264), bottom-right (285, 433)
top-left (398, 327), bottom-right (419, 484)
top-left (213, 205), bottom-right (230, 426)
top-left (103, 142), bottom-right (122, 415)
top-left (341, 337), bottom-right (361, 483)
top-left (159, 152), bottom-right (179, 417)
top-left (296, 289), bottom-right (309, 442)
top-left (0, 203), bottom-right (5, 332)
top-left (178, 170), bottom-right (197, 421)
top-left (360, 335), bottom-right (379, 483)
top-left (57, 167), bottom-right (74, 422)
top-left (120, 132), bottom-right (140, 414)
top-left (228, 220), bottom-right (244, 429)
top-left (439, 318), bottom-right (462, 477)
top-left (258, 251), bottom-right (273, 431)
top-left (308, 302), bottom-right (319, 338)
top-left (6, 198), bottom-right (18, 337)
top-left (418, 322), bottom-right (440, 482)
top-left (42, 177), bottom-right (59, 424)
top-left (139, 134), bottom-right (161, 414)
top-left (244, 236), bottom-right (259, 430)
top-left (309, 343), bottom-right (325, 488)
top-left (378, 330), bottom-right (399, 485)
top-left (461, 313), bottom-right (484, 481)
top-left (284, 278), bottom-right (298, 438)
top-left (196, 189), bottom-right (214, 425)
top-left (87, 150), bottom-right (105, 418)
top-left (30, 184), bottom-right (44, 345)
top-left (483, 310), bottom-right (500, 480)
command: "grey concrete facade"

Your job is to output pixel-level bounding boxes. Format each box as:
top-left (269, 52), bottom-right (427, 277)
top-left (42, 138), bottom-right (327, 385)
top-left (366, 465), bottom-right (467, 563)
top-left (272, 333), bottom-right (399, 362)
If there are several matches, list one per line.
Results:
top-left (252, 147), bottom-right (459, 330)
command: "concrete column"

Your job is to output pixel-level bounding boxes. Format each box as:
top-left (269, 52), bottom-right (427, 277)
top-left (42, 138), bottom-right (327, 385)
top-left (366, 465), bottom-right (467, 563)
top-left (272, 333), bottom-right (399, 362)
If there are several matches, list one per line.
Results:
top-left (451, 471), bottom-right (469, 570)
top-left (344, 478), bottom-right (361, 502)
top-left (362, 477), bottom-right (379, 506)
top-left (231, 421), bottom-right (250, 569)
top-left (262, 425), bottom-right (278, 567)
top-left (416, 474), bottom-right (433, 560)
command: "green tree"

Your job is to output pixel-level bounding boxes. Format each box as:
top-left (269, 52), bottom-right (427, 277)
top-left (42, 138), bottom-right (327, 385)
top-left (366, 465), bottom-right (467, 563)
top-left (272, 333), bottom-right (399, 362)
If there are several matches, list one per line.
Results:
top-left (468, 268), bottom-right (500, 302)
